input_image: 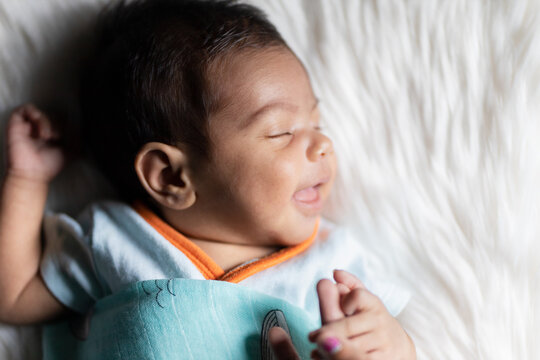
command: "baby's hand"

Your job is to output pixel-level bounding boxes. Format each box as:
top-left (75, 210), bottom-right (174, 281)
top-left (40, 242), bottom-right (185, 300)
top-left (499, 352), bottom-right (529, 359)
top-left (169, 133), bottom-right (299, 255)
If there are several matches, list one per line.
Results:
top-left (5, 104), bottom-right (66, 182)
top-left (309, 270), bottom-right (415, 360)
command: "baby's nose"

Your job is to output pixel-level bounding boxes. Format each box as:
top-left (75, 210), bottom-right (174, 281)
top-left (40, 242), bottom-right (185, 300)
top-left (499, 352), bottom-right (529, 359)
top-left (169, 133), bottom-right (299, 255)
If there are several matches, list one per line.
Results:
top-left (307, 132), bottom-right (334, 161)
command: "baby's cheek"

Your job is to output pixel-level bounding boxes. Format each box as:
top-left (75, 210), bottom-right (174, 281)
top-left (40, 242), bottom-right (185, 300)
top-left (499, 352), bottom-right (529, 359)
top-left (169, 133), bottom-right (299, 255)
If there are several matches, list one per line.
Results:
top-left (254, 165), bottom-right (296, 205)
top-left (268, 162), bottom-right (298, 193)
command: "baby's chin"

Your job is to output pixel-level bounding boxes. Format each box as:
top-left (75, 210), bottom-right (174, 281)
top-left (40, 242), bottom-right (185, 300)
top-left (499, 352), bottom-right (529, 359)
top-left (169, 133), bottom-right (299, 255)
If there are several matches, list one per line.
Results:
top-left (271, 216), bottom-right (321, 247)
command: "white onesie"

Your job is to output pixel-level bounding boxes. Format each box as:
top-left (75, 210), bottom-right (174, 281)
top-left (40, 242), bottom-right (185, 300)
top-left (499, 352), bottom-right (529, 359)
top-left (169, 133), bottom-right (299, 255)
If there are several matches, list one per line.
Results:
top-left (40, 200), bottom-right (410, 322)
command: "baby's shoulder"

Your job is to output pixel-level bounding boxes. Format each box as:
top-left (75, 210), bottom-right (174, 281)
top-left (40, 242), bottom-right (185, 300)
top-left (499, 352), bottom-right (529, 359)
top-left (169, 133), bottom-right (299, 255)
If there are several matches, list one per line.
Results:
top-left (71, 199), bottom-right (136, 224)
top-left (82, 199), bottom-right (132, 216)
top-left (44, 200), bottom-right (138, 240)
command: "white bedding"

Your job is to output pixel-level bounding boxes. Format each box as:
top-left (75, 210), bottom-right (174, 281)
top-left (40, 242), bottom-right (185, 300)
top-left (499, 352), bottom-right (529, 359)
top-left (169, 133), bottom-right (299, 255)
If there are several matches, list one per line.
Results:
top-left (1, 0), bottom-right (539, 359)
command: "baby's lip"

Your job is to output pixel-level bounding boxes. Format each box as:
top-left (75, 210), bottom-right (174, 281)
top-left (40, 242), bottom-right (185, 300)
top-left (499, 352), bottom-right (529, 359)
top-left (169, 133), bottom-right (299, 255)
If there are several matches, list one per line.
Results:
top-left (293, 186), bottom-right (320, 202)
top-left (293, 177), bottom-right (331, 204)
top-left (297, 176), bottom-right (331, 192)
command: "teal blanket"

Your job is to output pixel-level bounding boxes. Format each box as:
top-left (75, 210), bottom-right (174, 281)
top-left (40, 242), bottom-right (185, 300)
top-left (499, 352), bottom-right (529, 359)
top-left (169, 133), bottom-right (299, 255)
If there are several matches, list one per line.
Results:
top-left (43, 279), bottom-right (318, 359)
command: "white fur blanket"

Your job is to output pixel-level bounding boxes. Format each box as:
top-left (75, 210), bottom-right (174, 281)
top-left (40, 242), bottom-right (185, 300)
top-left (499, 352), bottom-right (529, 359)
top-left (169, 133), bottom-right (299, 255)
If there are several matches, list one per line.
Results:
top-left (1, 0), bottom-right (539, 359)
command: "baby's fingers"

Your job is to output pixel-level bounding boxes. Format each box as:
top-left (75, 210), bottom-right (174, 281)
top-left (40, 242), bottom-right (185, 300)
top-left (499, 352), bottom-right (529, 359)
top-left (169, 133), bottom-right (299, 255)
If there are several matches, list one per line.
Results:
top-left (269, 327), bottom-right (300, 360)
top-left (19, 103), bottom-right (44, 120)
top-left (340, 287), bottom-right (382, 316)
top-left (11, 104), bottom-right (58, 141)
top-left (312, 310), bottom-right (376, 345)
top-left (333, 270), bottom-right (366, 291)
top-left (317, 279), bottom-right (344, 325)
top-left (27, 109), bottom-right (59, 141)
top-left (312, 333), bottom-right (380, 360)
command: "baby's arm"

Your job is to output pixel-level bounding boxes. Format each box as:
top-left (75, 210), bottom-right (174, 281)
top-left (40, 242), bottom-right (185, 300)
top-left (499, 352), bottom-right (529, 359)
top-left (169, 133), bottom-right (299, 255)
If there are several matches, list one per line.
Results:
top-left (309, 270), bottom-right (415, 360)
top-left (0, 105), bottom-right (70, 324)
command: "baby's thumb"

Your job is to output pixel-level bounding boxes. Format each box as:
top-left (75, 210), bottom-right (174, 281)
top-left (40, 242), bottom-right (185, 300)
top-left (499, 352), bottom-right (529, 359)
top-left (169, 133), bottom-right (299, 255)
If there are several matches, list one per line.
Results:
top-left (269, 326), bottom-right (300, 360)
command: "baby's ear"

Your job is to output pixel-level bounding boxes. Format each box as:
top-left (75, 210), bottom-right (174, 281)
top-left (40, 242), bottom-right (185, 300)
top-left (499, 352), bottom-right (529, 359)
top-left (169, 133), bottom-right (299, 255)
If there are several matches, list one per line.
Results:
top-left (134, 142), bottom-right (196, 210)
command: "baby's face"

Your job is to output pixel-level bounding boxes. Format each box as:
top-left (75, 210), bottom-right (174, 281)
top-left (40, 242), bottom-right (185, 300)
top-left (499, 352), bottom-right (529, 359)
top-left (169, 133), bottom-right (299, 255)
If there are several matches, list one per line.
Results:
top-left (194, 48), bottom-right (336, 246)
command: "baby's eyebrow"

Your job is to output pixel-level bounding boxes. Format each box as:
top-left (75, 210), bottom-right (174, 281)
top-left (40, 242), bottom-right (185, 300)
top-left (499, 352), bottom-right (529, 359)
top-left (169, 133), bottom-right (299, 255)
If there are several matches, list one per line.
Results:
top-left (241, 99), bottom-right (319, 129)
top-left (249, 101), bottom-right (297, 121)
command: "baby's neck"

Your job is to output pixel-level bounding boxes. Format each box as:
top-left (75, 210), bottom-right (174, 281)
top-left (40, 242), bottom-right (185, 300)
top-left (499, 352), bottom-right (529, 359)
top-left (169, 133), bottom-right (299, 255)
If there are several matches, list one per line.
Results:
top-left (189, 237), bottom-right (279, 272)
top-left (156, 205), bottom-right (282, 272)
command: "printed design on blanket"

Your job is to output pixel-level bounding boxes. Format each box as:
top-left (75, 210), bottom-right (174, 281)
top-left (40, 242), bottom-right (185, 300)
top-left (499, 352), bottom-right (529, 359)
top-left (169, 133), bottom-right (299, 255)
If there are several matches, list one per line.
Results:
top-left (68, 279), bottom-right (178, 341)
top-left (140, 279), bottom-right (177, 308)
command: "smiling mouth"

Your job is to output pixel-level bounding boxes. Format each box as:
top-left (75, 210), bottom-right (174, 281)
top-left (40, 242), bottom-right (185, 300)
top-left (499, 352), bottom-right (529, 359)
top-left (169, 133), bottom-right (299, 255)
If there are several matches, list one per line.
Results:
top-left (293, 185), bottom-right (321, 203)
top-left (293, 175), bottom-right (331, 213)
top-left (292, 179), bottom-right (329, 212)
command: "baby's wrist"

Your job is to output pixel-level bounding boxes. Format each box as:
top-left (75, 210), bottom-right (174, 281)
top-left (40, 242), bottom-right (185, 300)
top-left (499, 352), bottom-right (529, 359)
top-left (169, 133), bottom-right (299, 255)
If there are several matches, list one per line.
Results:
top-left (3, 169), bottom-right (52, 188)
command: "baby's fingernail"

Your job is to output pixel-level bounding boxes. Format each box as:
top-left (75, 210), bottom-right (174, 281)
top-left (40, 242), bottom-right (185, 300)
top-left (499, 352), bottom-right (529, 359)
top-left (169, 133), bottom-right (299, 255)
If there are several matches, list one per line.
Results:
top-left (320, 336), bottom-right (342, 355)
top-left (308, 329), bottom-right (320, 341)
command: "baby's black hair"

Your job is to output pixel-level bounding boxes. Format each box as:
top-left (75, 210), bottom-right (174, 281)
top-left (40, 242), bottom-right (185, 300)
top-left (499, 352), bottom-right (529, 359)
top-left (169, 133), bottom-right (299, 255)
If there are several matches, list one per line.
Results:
top-left (80, 0), bottom-right (287, 201)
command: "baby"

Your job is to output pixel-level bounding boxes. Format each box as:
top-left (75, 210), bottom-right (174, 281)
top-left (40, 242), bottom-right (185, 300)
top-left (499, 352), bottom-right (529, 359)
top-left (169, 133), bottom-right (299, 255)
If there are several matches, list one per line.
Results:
top-left (0, 0), bottom-right (415, 359)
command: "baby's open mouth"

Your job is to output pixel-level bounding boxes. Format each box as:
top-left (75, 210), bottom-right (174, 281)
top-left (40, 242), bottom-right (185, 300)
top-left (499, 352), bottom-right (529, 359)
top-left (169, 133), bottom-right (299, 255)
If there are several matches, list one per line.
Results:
top-left (293, 185), bottom-right (321, 203)
top-left (293, 182), bottom-right (324, 205)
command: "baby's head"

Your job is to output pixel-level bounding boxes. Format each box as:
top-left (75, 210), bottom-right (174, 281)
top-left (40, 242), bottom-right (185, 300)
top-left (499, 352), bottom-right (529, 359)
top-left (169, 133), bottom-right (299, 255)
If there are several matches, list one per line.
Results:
top-left (81, 0), bottom-right (336, 246)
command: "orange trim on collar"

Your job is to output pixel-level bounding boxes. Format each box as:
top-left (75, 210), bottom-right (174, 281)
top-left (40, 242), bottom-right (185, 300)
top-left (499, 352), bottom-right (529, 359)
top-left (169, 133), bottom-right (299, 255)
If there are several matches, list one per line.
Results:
top-left (132, 201), bottom-right (319, 283)
top-left (218, 220), bottom-right (319, 284)
top-left (132, 202), bottom-right (225, 280)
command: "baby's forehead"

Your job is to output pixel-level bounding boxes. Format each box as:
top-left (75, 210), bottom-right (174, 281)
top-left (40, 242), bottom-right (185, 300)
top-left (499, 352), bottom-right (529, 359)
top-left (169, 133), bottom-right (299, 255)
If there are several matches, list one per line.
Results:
top-left (206, 47), bottom-right (310, 112)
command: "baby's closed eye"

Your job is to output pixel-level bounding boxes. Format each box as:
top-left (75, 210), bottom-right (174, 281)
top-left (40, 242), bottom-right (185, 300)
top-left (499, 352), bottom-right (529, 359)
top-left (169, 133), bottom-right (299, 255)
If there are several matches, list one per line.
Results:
top-left (267, 131), bottom-right (293, 139)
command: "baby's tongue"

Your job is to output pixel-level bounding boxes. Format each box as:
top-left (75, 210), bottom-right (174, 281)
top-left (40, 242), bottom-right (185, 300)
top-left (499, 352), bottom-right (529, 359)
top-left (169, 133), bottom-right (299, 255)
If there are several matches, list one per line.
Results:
top-left (294, 187), bottom-right (317, 202)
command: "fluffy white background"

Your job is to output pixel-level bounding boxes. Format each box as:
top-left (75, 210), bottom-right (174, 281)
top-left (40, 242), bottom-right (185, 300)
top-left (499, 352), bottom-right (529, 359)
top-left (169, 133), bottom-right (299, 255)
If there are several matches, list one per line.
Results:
top-left (1, 0), bottom-right (539, 359)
